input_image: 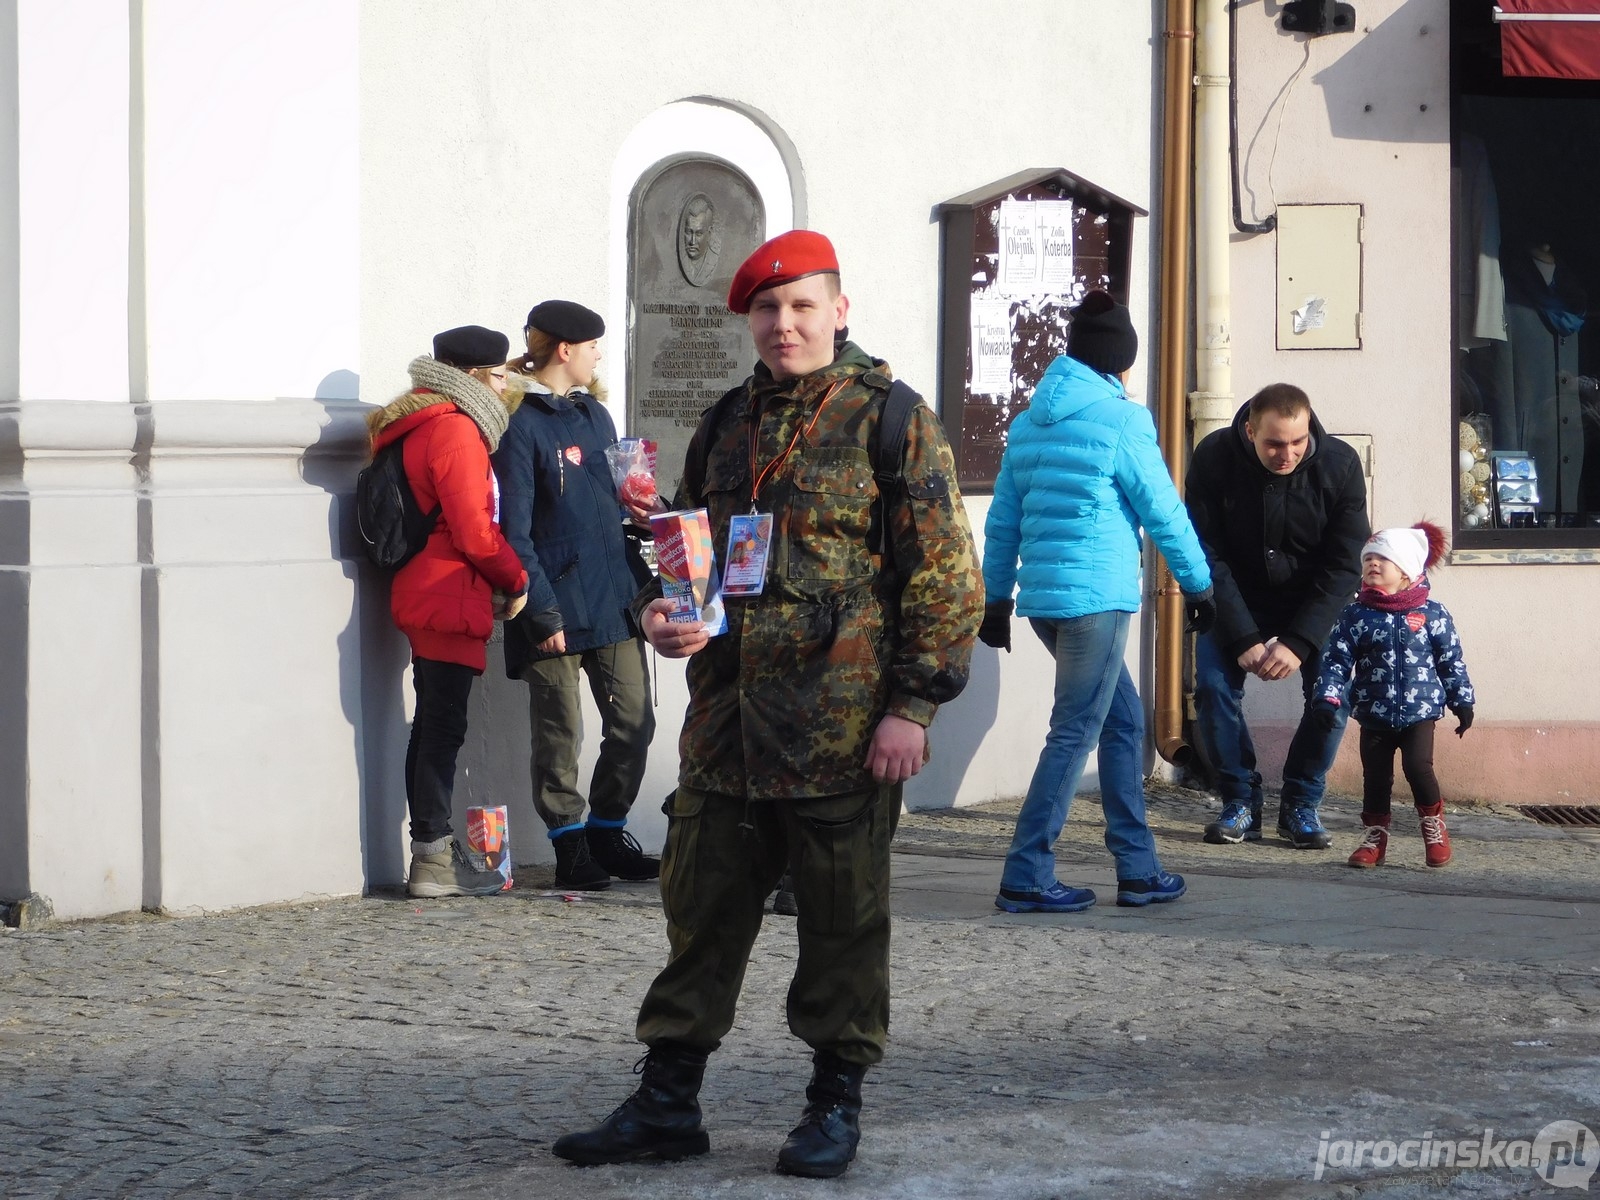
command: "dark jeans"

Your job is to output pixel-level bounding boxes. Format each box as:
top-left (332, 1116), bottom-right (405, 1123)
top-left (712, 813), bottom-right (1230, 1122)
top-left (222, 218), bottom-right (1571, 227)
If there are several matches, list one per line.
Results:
top-left (1358, 722), bottom-right (1441, 816)
top-left (1193, 631), bottom-right (1350, 814)
top-left (405, 657), bottom-right (479, 844)
top-left (636, 784), bottom-right (900, 1067)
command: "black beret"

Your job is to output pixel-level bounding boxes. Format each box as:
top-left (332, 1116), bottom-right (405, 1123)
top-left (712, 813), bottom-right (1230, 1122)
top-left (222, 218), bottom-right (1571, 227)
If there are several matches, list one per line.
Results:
top-left (432, 325), bottom-right (510, 370)
top-left (525, 300), bottom-right (605, 343)
top-left (1066, 290), bottom-right (1138, 376)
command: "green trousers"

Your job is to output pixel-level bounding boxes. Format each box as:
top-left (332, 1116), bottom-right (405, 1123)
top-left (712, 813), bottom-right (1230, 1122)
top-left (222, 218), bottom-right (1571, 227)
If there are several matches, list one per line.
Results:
top-left (635, 783), bottom-right (900, 1067)
top-left (521, 638), bottom-right (654, 830)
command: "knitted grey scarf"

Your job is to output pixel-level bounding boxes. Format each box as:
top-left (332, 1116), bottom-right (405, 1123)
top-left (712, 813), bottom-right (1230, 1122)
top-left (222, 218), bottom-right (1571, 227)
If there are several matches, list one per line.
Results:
top-left (406, 355), bottom-right (510, 448)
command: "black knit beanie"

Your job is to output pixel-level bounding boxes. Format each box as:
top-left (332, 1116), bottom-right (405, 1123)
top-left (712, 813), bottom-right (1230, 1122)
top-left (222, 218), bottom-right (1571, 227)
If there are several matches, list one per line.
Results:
top-left (1066, 291), bottom-right (1138, 376)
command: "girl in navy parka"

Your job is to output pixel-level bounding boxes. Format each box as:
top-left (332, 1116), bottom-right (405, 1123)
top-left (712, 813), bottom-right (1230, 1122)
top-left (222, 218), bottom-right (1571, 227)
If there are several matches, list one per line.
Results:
top-left (1312, 521), bottom-right (1475, 869)
top-left (493, 300), bottom-right (659, 893)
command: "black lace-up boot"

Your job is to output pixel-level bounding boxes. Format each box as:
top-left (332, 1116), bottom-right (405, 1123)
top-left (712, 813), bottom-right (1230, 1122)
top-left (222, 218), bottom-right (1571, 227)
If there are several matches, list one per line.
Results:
top-left (552, 1043), bottom-right (710, 1165)
top-left (771, 871), bottom-right (798, 916)
top-left (552, 828), bottom-right (611, 890)
top-left (775, 1050), bottom-right (867, 1178)
top-left (585, 823), bottom-right (660, 880)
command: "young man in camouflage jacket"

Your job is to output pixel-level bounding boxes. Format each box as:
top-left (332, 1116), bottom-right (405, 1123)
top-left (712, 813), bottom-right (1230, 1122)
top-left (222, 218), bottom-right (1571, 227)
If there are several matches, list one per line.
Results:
top-left (554, 231), bottom-right (983, 1179)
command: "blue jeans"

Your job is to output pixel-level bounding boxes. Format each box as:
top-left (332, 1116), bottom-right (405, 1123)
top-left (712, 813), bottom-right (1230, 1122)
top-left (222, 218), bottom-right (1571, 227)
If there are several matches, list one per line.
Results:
top-left (1191, 631), bottom-right (1349, 814)
top-left (1001, 611), bottom-right (1162, 892)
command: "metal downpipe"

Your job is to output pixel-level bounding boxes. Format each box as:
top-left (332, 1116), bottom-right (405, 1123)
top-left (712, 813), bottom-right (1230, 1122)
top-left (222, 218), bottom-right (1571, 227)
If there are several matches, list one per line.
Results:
top-left (1192, 0), bottom-right (1237, 445)
top-left (1154, 0), bottom-right (1196, 766)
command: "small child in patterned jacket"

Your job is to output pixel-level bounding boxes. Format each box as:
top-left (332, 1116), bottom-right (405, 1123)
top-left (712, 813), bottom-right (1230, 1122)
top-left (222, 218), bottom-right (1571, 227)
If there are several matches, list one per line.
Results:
top-left (1312, 521), bottom-right (1475, 869)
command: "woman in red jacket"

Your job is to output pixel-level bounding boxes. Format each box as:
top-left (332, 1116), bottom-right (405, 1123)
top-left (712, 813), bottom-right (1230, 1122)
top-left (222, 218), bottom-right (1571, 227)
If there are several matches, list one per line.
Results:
top-left (367, 325), bottom-right (529, 898)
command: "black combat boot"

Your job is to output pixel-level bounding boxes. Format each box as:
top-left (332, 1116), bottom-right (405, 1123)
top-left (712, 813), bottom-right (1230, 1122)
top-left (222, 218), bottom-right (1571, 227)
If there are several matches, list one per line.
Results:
top-left (552, 829), bottom-right (611, 891)
top-left (775, 1050), bottom-right (867, 1178)
top-left (585, 823), bottom-right (660, 880)
top-left (770, 871), bottom-right (798, 917)
top-left (551, 1043), bottom-right (711, 1165)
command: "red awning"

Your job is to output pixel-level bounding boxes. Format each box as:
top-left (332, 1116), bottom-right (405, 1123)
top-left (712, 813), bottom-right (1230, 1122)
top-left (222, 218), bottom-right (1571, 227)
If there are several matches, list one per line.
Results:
top-left (1497, 1), bottom-right (1600, 81)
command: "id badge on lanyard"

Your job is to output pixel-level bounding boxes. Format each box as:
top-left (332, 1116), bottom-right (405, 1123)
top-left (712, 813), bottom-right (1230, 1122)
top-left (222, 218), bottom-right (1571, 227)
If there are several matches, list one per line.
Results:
top-left (732, 378), bottom-right (844, 599)
top-left (721, 511), bottom-right (774, 597)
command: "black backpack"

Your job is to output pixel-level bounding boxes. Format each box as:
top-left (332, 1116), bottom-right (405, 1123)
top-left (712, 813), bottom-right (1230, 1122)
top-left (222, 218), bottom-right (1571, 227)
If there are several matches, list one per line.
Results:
top-left (355, 437), bottom-right (440, 570)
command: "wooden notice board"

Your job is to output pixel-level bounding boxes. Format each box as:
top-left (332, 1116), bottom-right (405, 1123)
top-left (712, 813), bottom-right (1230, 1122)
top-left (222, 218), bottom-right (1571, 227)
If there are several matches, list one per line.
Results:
top-left (934, 169), bottom-right (1145, 494)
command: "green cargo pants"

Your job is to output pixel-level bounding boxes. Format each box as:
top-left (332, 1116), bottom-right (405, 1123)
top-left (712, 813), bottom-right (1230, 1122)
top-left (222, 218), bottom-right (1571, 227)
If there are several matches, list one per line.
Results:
top-left (521, 638), bottom-right (654, 830)
top-left (635, 783), bottom-right (900, 1067)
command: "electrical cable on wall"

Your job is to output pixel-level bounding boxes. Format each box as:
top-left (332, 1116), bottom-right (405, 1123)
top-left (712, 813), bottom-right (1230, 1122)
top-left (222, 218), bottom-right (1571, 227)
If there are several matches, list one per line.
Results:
top-left (1231, 0), bottom-right (1324, 235)
top-left (1265, 43), bottom-right (1314, 217)
top-left (1230, 0), bottom-right (1275, 233)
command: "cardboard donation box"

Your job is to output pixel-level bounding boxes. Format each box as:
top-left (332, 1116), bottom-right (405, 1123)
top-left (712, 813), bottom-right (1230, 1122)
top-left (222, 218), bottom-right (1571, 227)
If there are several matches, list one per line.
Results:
top-left (649, 508), bottom-right (728, 636)
top-left (465, 805), bottom-right (512, 891)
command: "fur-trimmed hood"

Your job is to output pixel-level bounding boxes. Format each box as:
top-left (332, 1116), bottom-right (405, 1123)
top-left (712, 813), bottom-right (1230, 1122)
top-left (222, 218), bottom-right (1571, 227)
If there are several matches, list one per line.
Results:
top-left (509, 368), bottom-right (608, 407)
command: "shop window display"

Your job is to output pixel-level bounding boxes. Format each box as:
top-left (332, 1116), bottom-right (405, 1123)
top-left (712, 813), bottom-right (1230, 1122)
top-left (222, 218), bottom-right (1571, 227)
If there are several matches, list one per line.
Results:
top-left (1453, 3), bottom-right (1600, 543)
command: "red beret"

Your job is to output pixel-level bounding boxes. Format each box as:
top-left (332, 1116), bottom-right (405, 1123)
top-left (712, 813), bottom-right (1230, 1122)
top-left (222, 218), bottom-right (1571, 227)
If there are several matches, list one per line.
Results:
top-left (726, 230), bottom-right (840, 314)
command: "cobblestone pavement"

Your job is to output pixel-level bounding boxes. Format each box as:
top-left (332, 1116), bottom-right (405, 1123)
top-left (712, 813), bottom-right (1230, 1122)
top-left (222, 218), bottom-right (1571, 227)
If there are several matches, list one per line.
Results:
top-left (4, 784), bottom-right (1600, 1199)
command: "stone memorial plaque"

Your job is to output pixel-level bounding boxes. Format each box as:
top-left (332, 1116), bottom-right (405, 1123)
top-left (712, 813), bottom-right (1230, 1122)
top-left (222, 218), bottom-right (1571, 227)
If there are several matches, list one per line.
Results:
top-left (628, 159), bottom-right (765, 500)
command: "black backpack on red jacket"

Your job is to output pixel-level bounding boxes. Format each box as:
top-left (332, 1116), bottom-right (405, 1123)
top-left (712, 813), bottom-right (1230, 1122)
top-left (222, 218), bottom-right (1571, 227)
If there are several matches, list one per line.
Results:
top-left (355, 437), bottom-right (440, 570)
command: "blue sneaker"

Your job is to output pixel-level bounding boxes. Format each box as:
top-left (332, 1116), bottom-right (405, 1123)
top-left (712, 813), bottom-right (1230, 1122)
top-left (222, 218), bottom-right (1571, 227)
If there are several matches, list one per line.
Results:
top-left (1278, 805), bottom-right (1332, 850)
top-left (1203, 803), bottom-right (1262, 844)
top-left (994, 882), bottom-right (1097, 913)
top-left (1116, 871), bottom-right (1187, 907)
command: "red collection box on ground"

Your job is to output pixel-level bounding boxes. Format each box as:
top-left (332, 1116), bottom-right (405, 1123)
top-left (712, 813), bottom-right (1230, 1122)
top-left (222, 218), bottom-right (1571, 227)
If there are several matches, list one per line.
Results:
top-left (465, 805), bottom-right (512, 891)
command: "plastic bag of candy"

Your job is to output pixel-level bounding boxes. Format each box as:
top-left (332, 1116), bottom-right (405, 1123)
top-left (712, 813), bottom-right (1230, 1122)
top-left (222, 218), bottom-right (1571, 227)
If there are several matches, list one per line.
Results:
top-left (605, 438), bottom-right (659, 510)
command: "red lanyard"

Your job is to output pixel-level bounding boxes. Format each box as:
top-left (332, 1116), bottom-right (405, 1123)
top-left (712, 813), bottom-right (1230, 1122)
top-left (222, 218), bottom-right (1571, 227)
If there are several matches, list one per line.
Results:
top-left (748, 379), bottom-right (847, 506)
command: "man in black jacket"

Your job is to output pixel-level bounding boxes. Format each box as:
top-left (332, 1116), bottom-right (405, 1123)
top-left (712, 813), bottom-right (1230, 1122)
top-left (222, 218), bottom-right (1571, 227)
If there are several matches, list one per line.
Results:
top-left (1185, 383), bottom-right (1369, 849)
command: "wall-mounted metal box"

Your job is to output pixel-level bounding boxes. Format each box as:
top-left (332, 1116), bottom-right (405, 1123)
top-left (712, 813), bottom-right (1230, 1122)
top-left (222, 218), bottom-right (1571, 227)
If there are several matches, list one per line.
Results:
top-left (1276, 203), bottom-right (1363, 350)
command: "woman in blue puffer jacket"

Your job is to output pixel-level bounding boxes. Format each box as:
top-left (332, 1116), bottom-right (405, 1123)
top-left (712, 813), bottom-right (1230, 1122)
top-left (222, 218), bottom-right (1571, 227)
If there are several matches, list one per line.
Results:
top-left (981, 291), bottom-right (1214, 915)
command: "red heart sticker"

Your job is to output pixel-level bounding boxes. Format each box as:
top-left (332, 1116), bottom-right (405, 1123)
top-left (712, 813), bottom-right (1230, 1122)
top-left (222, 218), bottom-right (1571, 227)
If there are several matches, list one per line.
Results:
top-left (564, 445), bottom-right (583, 466)
top-left (1405, 612), bottom-right (1425, 633)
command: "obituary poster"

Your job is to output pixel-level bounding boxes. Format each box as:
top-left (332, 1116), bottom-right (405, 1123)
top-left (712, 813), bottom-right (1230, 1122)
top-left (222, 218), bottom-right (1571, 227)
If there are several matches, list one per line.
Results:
top-left (1036, 200), bottom-right (1075, 290)
top-left (969, 296), bottom-right (1014, 396)
top-left (996, 199), bottom-right (1042, 295)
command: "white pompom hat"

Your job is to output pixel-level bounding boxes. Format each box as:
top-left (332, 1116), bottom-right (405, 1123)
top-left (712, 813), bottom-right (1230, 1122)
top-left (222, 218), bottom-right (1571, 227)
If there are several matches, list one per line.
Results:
top-left (1363, 521), bottom-right (1446, 582)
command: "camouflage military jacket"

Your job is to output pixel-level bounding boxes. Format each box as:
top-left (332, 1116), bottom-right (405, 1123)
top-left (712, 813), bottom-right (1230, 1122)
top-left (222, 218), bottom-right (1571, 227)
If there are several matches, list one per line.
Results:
top-left (667, 343), bottom-right (982, 800)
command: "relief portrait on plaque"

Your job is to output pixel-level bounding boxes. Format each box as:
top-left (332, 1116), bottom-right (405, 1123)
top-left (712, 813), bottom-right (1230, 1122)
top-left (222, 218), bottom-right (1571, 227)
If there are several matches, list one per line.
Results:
top-left (677, 193), bottom-right (721, 288)
top-left (629, 159), bottom-right (764, 499)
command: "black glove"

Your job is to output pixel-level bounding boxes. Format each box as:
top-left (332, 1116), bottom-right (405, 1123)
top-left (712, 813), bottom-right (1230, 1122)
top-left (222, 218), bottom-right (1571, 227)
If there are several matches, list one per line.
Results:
top-left (978, 599), bottom-right (1013, 652)
top-left (1311, 699), bottom-right (1341, 732)
top-left (1452, 704), bottom-right (1474, 738)
top-left (1184, 587), bottom-right (1216, 636)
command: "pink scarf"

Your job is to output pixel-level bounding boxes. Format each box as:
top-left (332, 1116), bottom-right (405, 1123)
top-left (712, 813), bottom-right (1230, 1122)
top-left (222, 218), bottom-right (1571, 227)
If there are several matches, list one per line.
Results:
top-left (1359, 576), bottom-right (1430, 613)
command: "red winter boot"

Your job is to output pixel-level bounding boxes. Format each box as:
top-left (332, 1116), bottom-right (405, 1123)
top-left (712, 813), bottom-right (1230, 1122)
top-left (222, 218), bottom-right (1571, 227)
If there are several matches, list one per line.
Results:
top-left (1417, 801), bottom-right (1452, 867)
top-left (1347, 813), bottom-right (1390, 868)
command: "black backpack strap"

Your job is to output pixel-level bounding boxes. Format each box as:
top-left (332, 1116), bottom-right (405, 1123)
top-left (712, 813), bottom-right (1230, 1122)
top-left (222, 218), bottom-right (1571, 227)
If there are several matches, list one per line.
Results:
top-left (875, 380), bottom-right (921, 486)
top-left (869, 379), bottom-right (923, 562)
top-left (680, 380), bottom-right (749, 506)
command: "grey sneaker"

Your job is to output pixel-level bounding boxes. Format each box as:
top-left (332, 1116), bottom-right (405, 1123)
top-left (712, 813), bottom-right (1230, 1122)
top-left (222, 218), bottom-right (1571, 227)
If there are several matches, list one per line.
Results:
top-left (408, 840), bottom-right (507, 898)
